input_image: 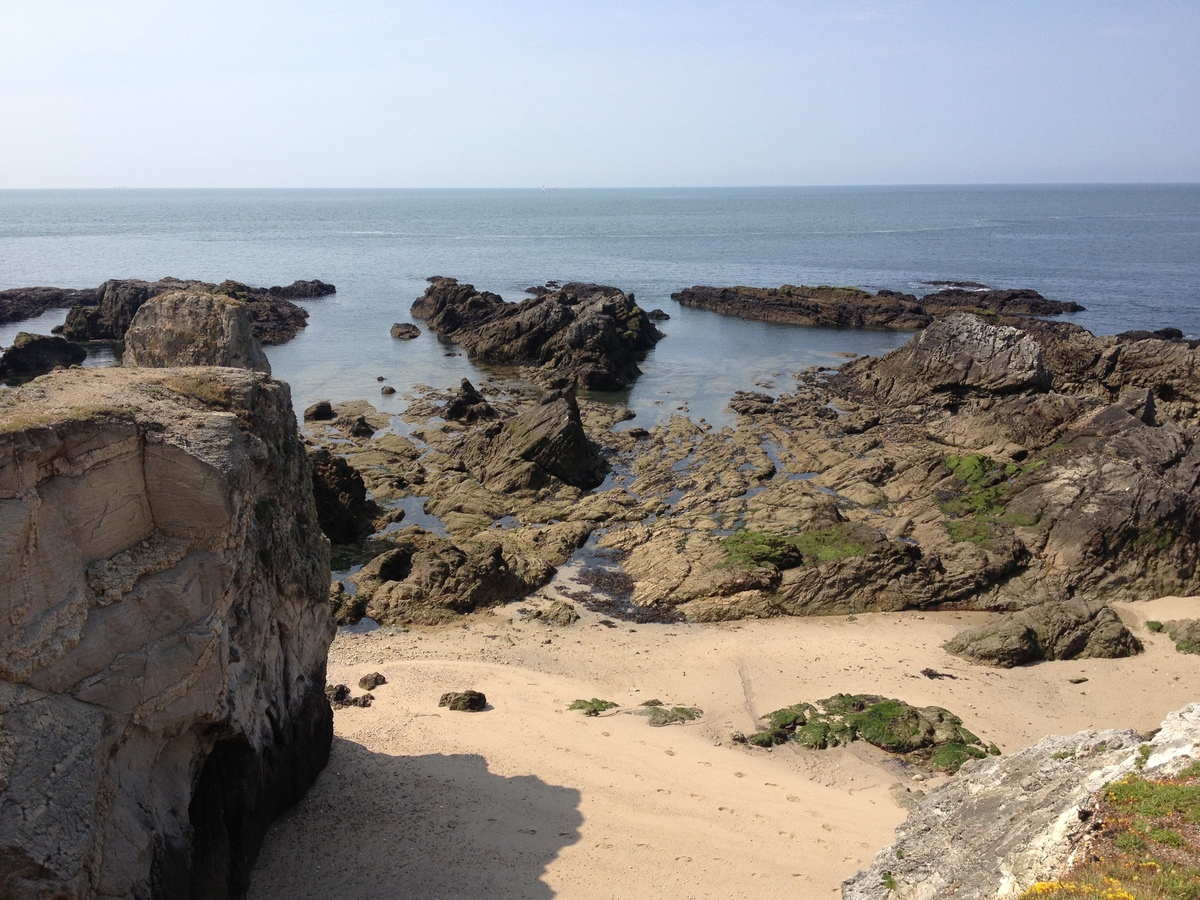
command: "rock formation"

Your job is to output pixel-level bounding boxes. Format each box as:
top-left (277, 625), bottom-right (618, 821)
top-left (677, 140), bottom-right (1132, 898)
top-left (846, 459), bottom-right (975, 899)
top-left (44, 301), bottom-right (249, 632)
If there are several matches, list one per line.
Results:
top-left (0, 332), bottom-right (87, 381)
top-left (122, 290), bottom-right (272, 373)
top-left (0, 366), bottom-right (334, 899)
top-left (390, 322), bottom-right (420, 340)
top-left (0, 276), bottom-right (335, 346)
top-left (309, 448), bottom-right (382, 546)
top-left (944, 599), bottom-right (1142, 667)
top-left (842, 704), bottom-right (1200, 899)
top-left (411, 277), bottom-right (663, 390)
top-left (671, 283), bottom-right (1083, 330)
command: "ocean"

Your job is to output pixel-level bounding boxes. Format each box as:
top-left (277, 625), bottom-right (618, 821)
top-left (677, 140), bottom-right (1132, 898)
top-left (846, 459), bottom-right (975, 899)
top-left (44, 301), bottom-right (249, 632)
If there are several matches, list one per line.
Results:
top-left (1, 185), bottom-right (1197, 426)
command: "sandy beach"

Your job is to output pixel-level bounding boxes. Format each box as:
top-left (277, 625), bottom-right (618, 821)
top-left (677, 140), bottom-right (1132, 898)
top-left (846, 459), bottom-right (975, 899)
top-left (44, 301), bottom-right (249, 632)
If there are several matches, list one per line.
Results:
top-left (249, 591), bottom-right (1199, 899)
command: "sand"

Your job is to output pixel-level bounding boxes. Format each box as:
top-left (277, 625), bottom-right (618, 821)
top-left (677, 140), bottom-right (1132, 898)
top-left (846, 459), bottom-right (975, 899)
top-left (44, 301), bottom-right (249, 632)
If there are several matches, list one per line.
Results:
top-left (250, 594), bottom-right (1199, 899)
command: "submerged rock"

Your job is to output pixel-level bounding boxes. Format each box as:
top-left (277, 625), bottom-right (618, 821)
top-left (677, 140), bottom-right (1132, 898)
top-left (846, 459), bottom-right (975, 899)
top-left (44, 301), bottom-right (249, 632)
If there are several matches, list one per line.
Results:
top-left (0, 367), bottom-right (333, 900)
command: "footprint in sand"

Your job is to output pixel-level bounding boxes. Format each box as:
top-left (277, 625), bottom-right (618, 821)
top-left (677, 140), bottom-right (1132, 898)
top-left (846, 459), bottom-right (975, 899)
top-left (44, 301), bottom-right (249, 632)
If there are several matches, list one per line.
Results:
top-left (786, 795), bottom-right (800, 803)
top-left (665, 749), bottom-right (675, 756)
top-left (734, 772), bottom-right (746, 778)
top-left (676, 856), bottom-right (693, 863)
top-left (778, 831), bottom-right (794, 839)
top-left (718, 806), bottom-right (735, 813)
top-left (822, 823), bottom-right (833, 832)
top-left (656, 788), bottom-right (671, 794)
top-left (808, 810), bottom-right (822, 819)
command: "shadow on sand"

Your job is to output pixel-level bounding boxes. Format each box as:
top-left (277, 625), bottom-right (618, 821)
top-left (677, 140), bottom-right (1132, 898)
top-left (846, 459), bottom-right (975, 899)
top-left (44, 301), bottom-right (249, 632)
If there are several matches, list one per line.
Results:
top-left (249, 737), bottom-right (582, 899)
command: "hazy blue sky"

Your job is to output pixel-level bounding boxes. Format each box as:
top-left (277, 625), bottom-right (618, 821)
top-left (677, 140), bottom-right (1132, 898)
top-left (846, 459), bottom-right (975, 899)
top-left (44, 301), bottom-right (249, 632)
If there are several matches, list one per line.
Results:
top-left (3, 1), bottom-right (1197, 188)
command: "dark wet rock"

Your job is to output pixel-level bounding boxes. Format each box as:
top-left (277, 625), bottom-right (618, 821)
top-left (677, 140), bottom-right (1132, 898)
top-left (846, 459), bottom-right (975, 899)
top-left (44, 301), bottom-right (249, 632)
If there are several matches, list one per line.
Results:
top-left (442, 378), bottom-right (497, 423)
top-left (646, 308), bottom-right (670, 321)
top-left (304, 400), bottom-right (337, 421)
top-left (309, 448), bottom-right (382, 545)
top-left (54, 277), bottom-right (320, 346)
top-left (390, 322), bottom-right (420, 339)
top-left (348, 416), bottom-right (377, 438)
top-left (359, 672), bottom-right (388, 690)
top-left (381, 385), bottom-right (396, 395)
top-left (0, 332), bottom-right (87, 380)
top-left (122, 290), bottom-right (272, 373)
top-left (0, 285), bottom-right (93, 325)
top-left (268, 279), bottom-right (336, 299)
top-left (326, 684), bottom-right (373, 709)
top-left (729, 391), bottom-right (775, 415)
top-left (843, 705), bottom-right (1200, 900)
top-left (439, 690), bottom-right (487, 711)
top-left (944, 600), bottom-right (1142, 667)
top-left (671, 284), bottom-right (1081, 331)
top-left (411, 277), bottom-right (663, 390)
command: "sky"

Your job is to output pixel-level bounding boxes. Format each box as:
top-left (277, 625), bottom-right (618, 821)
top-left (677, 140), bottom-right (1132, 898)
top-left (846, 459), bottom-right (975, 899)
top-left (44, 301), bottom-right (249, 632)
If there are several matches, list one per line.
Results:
top-left (2, 1), bottom-right (1197, 188)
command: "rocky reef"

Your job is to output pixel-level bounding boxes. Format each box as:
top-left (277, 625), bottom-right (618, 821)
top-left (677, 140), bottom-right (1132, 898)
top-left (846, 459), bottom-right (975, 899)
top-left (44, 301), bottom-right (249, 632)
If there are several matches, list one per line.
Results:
top-left (842, 703), bottom-right (1200, 898)
top-left (312, 309), bottom-right (1200, 628)
top-left (411, 277), bottom-right (663, 390)
top-left (671, 283), bottom-right (1084, 330)
top-left (0, 276), bottom-right (334, 345)
top-left (0, 366), bottom-right (334, 899)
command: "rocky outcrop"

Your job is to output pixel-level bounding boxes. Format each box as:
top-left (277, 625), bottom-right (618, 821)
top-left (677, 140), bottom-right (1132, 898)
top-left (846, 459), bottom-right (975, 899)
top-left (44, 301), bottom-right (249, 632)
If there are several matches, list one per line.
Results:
top-left (309, 448), bottom-right (382, 545)
top-left (458, 389), bottom-right (608, 491)
top-left (441, 378), bottom-right (496, 423)
top-left (0, 366), bottom-right (334, 900)
top-left (868, 313), bottom-right (1051, 401)
top-left (411, 277), bottom-right (663, 390)
top-left (0, 286), bottom-right (92, 325)
top-left (122, 290), bottom-right (272, 373)
top-left (944, 600), bottom-right (1142, 667)
top-left (390, 322), bottom-right (420, 340)
top-left (0, 332), bottom-right (87, 381)
top-left (671, 284), bottom-right (1082, 330)
top-left (343, 528), bottom-right (554, 625)
top-left (842, 704), bottom-right (1200, 899)
top-left (45, 276), bottom-right (332, 346)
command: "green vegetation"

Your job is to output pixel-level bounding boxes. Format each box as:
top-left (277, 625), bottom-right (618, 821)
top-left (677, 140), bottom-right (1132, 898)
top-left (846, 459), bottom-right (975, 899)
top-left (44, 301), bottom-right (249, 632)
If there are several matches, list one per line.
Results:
top-left (569, 698), bottom-right (619, 717)
top-left (1020, 765), bottom-right (1200, 898)
top-left (722, 524), bottom-right (869, 570)
top-left (744, 693), bottom-right (992, 773)
top-left (882, 872), bottom-right (898, 891)
top-left (1148, 621), bottom-right (1166, 633)
top-left (941, 453), bottom-right (1044, 543)
top-left (1164, 621), bottom-right (1200, 656)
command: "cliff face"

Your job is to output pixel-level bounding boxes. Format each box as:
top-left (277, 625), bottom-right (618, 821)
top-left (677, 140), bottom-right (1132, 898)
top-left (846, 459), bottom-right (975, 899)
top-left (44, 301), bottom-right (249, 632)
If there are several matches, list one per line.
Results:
top-left (0, 366), bottom-right (334, 899)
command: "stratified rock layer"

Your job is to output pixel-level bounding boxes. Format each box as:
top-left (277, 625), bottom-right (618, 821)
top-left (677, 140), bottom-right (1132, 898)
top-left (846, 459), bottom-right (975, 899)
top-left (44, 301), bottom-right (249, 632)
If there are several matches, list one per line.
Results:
top-left (842, 704), bottom-right (1200, 899)
top-left (0, 367), bottom-right (334, 900)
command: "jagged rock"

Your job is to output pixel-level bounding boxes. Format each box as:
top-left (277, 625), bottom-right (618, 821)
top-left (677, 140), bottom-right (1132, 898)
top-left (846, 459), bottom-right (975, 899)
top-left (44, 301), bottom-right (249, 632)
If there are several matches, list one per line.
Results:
top-left (438, 690), bottom-right (487, 712)
top-left (944, 600), bottom-right (1142, 667)
top-left (304, 400), bottom-right (337, 421)
top-left (460, 389), bottom-right (608, 492)
top-left (646, 308), bottom-right (670, 321)
top-left (122, 290), bottom-right (272, 373)
top-left (1163, 619), bottom-right (1200, 654)
top-left (390, 322), bottom-right (420, 339)
top-left (0, 332), bottom-right (87, 381)
top-left (326, 684), bottom-right (372, 709)
top-left (0, 366), bottom-right (333, 900)
top-left (411, 277), bottom-right (663, 390)
top-left (870, 313), bottom-right (1051, 401)
top-left (842, 704), bottom-right (1200, 899)
top-left (359, 672), bottom-right (387, 690)
top-left (309, 448), bottom-right (382, 545)
top-left (349, 528), bottom-right (554, 625)
top-left (52, 277), bottom-right (324, 346)
top-left (919, 287), bottom-right (1085, 317)
top-left (532, 600), bottom-right (581, 626)
top-left (441, 378), bottom-right (496, 423)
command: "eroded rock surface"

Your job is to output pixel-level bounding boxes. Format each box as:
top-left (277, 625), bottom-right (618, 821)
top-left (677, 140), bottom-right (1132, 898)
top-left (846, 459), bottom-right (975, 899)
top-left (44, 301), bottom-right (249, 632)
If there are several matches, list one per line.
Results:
top-left (32, 276), bottom-right (333, 346)
top-left (0, 367), bottom-right (334, 900)
top-left (411, 277), bottom-right (663, 390)
top-left (0, 332), bottom-right (87, 381)
top-left (122, 290), bottom-right (272, 373)
top-left (842, 704), bottom-right (1200, 899)
top-left (944, 600), bottom-right (1142, 667)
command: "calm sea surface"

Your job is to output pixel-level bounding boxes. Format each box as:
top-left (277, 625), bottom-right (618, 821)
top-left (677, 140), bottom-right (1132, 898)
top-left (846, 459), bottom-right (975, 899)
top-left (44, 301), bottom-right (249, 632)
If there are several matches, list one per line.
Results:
top-left (2, 185), bottom-right (1197, 426)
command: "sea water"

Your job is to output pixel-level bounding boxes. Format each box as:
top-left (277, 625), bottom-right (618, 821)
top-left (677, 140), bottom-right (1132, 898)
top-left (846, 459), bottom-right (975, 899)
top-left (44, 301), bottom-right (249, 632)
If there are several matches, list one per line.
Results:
top-left (2, 185), bottom-right (1197, 426)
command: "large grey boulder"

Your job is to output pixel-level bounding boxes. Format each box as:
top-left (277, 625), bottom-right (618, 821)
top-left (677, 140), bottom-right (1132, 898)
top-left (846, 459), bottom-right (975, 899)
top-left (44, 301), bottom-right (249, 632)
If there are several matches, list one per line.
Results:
top-left (842, 704), bottom-right (1200, 899)
top-left (0, 366), bottom-right (333, 899)
top-left (123, 290), bottom-right (272, 373)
